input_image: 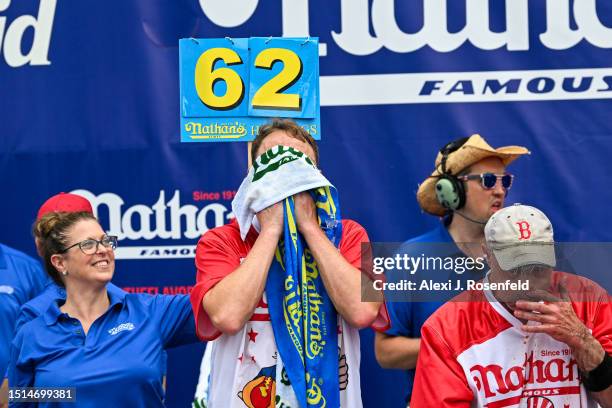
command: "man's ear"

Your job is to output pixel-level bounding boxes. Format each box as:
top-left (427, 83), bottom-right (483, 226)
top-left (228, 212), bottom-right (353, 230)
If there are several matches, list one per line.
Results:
top-left (481, 243), bottom-right (490, 258)
top-left (50, 253), bottom-right (67, 274)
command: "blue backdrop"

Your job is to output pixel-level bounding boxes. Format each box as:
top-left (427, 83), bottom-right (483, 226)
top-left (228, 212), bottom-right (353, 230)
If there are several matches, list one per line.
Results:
top-left (2, 1), bottom-right (611, 406)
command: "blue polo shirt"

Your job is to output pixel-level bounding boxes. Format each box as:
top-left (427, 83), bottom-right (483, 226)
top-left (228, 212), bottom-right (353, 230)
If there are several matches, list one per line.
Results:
top-left (14, 283), bottom-right (121, 336)
top-left (9, 289), bottom-right (197, 407)
top-left (13, 283), bottom-right (169, 385)
top-left (0, 243), bottom-right (49, 378)
top-left (384, 222), bottom-right (471, 401)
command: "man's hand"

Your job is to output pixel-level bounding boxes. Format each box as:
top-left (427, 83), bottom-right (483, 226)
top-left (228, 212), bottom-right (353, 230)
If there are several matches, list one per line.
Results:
top-left (291, 191), bottom-right (381, 328)
top-left (513, 285), bottom-right (606, 372)
top-left (257, 202), bottom-right (284, 236)
top-left (513, 285), bottom-right (612, 405)
top-left (514, 291), bottom-right (590, 349)
top-left (293, 192), bottom-right (319, 234)
top-left (202, 202), bottom-right (284, 335)
top-left (338, 352), bottom-right (349, 390)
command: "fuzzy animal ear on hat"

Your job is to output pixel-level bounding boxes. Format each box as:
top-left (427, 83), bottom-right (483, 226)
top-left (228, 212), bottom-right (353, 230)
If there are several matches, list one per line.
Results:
top-left (417, 134), bottom-right (530, 216)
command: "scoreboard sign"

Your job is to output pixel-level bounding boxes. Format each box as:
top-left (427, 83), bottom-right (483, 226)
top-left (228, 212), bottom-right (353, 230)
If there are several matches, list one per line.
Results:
top-left (179, 37), bottom-right (320, 142)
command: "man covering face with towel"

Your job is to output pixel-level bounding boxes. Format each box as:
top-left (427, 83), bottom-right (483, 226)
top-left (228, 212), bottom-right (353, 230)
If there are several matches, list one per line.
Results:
top-left (190, 119), bottom-right (388, 408)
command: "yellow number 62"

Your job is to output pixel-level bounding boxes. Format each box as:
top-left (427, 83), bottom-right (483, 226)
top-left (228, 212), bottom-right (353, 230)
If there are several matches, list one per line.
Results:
top-left (194, 46), bottom-right (304, 112)
top-left (194, 47), bottom-right (245, 110)
top-left (252, 48), bottom-right (303, 111)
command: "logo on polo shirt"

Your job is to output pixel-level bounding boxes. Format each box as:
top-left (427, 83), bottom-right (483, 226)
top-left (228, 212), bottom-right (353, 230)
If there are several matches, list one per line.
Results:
top-left (108, 322), bottom-right (135, 336)
top-left (0, 285), bottom-right (14, 295)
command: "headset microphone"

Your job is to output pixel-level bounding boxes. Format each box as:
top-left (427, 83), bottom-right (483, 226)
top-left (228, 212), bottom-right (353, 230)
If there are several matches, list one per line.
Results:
top-left (453, 210), bottom-right (487, 226)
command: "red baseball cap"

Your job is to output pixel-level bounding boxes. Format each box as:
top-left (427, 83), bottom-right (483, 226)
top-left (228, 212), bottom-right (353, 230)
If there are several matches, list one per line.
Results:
top-left (37, 192), bottom-right (93, 220)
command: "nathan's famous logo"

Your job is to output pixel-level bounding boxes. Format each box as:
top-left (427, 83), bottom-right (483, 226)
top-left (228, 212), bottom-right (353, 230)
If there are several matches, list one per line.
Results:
top-left (252, 146), bottom-right (314, 182)
top-left (283, 274), bottom-right (304, 356)
top-left (470, 351), bottom-right (578, 399)
top-left (72, 189), bottom-right (233, 241)
top-left (1, 0), bottom-right (56, 67)
top-left (70, 189), bottom-right (234, 259)
top-left (303, 249), bottom-right (326, 360)
top-left (185, 121), bottom-right (247, 140)
top-left (198, 0), bottom-right (612, 56)
top-left (280, 248), bottom-right (328, 361)
top-left (238, 366), bottom-right (277, 408)
top-left (305, 373), bottom-right (326, 407)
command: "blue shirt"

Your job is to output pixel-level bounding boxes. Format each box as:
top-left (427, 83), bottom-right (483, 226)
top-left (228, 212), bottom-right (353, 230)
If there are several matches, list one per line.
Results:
top-left (0, 244), bottom-right (49, 378)
top-left (384, 223), bottom-right (466, 401)
top-left (14, 283), bottom-right (169, 384)
top-left (9, 289), bottom-right (197, 407)
top-left (14, 283), bottom-right (121, 336)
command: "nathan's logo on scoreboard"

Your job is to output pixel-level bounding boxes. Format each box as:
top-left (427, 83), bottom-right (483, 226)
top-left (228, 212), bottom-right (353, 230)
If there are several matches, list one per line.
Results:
top-left (71, 189), bottom-right (235, 260)
top-left (0, 0), bottom-right (56, 67)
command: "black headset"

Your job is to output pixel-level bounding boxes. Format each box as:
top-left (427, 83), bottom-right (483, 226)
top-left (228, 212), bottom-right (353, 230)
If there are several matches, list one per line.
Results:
top-left (434, 137), bottom-right (470, 211)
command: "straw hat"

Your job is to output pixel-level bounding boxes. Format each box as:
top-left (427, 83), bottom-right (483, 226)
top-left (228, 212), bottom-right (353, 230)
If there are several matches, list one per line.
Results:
top-left (417, 134), bottom-right (530, 216)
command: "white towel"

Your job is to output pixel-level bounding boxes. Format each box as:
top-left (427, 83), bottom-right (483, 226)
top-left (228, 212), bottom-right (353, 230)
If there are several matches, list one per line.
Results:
top-left (231, 145), bottom-right (332, 240)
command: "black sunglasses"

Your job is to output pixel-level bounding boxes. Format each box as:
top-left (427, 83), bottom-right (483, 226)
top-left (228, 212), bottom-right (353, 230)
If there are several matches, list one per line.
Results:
top-left (459, 173), bottom-right (514, 190)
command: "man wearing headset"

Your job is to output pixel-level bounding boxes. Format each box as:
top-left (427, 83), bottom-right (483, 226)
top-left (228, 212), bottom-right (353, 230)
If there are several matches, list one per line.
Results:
top-left (374, 134), bottom-right (530, 405)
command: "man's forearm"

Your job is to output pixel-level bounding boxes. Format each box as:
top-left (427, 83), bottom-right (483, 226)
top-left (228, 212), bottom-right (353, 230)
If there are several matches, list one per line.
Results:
top-left (202, 228), bottom-right (280, 334)
top-left (572, 333), bottom-right (606, 372)
top-left (592, 386), bottom-right (612, 408)
top-left (1, 378), bottom-right (8, 408)
top-left (301, 225), bottom-right (381, 328)
top-left (375, 332), bottom-right (421, 369)
top-left (572, 335), bottom-right (612, 407)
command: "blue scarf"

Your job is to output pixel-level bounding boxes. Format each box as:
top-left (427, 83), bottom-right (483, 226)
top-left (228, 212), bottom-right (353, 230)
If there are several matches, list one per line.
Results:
top-left (266, 186), bottom-right (342, 408)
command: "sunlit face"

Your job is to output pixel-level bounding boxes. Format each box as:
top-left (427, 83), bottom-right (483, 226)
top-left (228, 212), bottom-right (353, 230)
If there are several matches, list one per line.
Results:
top-left (53, 219), bottom-right (115, 287)
top-left (255, 130), bottom-right (317, 165)
top-left (461, 157), bottom-right (507, 221)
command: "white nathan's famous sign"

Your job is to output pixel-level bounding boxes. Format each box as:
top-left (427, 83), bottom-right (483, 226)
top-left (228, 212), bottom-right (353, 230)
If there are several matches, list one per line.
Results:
top-left (3, 0), bottom-right (611, 102)
top-left (200, 0), bottom-right (612, 105)
top-left (72, 189), bottom-right (234, 260)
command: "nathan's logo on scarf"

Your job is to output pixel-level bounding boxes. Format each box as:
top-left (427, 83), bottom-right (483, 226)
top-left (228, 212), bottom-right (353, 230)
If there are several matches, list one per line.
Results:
top-left (280, 249), bottom-right (327, 362)
top-left (306, 373), bottom-right (326, 406)
top-left (252, 146), bottom-right (315, 182)
top-left (303, 249), bottom-right (326, 360)
top-left (266, 186), bottom-right (341, 408)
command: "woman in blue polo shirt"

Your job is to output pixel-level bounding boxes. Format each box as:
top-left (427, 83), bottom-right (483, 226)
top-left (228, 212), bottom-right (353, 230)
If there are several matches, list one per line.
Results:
top-left (8, 211), bottom-right (197, 407)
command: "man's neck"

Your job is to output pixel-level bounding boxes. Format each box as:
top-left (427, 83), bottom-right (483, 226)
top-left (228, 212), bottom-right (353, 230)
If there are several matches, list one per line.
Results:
top-left (447, 215), bottom-right (485, 245)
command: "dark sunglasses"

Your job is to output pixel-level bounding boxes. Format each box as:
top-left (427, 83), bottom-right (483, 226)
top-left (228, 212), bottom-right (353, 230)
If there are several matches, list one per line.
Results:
top-left (459, 173), bottom-right (514, 190)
